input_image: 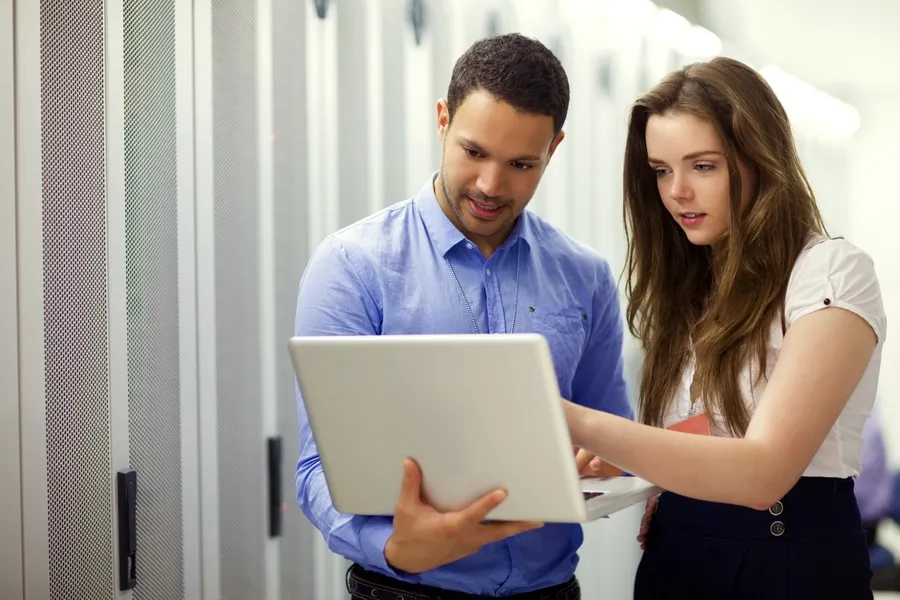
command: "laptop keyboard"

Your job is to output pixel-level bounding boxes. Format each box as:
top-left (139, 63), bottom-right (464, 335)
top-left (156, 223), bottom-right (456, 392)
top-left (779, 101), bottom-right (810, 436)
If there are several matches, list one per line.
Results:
top-left (583, 491), bottom-right (605, 500)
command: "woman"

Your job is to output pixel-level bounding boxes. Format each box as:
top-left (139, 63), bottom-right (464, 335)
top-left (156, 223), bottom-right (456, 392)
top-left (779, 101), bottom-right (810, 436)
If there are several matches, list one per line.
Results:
top-left (565, 56), bottom-right (886, 599)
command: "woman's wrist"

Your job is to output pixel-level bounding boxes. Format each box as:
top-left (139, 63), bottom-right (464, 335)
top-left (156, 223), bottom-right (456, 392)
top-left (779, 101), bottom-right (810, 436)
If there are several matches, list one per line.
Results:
top-left (565, 400), bottom-right (597, 449)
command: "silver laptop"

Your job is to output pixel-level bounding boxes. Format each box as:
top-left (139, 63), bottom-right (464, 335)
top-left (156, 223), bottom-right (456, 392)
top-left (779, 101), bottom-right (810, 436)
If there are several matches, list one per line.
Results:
top-left (288, 333), bottom-right (661, 522)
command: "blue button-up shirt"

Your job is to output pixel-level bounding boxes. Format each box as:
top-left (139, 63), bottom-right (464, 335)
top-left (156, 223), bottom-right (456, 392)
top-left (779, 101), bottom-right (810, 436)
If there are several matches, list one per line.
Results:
top-left (294, 173), bottom-right (632, 596)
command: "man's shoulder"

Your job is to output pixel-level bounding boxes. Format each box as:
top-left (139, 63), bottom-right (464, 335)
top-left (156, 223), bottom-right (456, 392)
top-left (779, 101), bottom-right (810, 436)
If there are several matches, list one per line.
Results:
top-left (326, 198), bottom-right (416, 258)
top-left (524, 211), bottom-right (611, 275)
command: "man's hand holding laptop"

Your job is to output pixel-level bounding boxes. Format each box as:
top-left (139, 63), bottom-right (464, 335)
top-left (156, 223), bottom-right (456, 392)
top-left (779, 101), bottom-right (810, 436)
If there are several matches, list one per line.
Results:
top-left (382, 446), bottom-right (617, 573)
top-left (383, 458), bottom-right (544, 574)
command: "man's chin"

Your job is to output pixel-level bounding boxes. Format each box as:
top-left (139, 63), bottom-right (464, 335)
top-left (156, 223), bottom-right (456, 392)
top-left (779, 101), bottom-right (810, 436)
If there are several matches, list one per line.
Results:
top-left (463, 220), bottom-right (508, 240)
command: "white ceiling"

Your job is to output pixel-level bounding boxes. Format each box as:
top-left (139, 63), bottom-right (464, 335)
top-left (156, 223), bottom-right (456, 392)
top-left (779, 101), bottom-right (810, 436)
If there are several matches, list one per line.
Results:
top-left (696, 0), bottom-right (900, 97)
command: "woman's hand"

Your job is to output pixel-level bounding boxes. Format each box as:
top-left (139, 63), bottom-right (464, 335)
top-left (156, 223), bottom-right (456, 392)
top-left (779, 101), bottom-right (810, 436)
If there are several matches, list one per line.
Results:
top-left (637, 494), bottom-right (659, 550)
top-left (574, 447), bottom-right (624, 478)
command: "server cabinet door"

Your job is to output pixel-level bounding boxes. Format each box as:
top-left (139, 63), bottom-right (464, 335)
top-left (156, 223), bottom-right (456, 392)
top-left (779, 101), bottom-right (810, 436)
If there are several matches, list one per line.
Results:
top-left (194, 0), bottom-right (275, 598)
top-left (16, 1), bottom-right (130, 598)
top-left (123, 0), bottom-right (201, 598)
top-left (273, 0), bottom-right (318, 598)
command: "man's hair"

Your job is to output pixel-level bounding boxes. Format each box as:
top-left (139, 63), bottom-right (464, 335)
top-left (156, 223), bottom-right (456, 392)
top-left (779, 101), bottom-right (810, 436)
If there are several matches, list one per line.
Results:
top-left (446, 33), bottom-right (569, 134)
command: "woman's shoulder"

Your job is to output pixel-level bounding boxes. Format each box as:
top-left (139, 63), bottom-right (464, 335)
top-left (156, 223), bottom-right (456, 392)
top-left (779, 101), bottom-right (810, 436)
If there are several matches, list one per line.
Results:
top-left (792, 235), bottom-right (874, 274)
top-left (785, 235), bottom-right (886, 341)
top-left (788, 235), bottom-right (879, 292)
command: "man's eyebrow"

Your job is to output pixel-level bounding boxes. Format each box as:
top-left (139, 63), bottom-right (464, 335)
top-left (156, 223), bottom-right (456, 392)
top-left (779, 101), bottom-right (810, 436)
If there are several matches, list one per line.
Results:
top-left (458, 137), bottom-right (542, 162)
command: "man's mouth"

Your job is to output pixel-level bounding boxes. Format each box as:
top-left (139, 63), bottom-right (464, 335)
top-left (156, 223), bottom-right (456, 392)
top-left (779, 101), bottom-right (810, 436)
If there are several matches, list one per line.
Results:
top-left (467, 196), bottom-right (504, 220)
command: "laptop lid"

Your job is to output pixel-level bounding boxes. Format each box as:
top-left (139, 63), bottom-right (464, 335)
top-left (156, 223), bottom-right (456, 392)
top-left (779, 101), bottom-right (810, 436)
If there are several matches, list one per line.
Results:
top-left (288, 333), bottom-right (591, 522)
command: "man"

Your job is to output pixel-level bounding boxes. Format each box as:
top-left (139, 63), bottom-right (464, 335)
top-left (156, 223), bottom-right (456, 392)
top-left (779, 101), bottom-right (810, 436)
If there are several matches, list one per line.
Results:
top-left (294, 33), bottom-right (631, 599)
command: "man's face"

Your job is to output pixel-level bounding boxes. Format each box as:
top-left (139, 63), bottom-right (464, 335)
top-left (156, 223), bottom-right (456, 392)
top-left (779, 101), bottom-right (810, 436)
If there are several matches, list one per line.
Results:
top-left (435, 89), bottom-right (564, 254)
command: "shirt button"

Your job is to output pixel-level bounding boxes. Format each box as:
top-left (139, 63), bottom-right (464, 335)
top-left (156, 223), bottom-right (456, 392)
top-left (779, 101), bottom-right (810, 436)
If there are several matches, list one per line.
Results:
top-left (769, 501), bottom-right (783, 516)
top-left (486, 269), bottom-right (492, 276)
top-left (466, 243), bottom-right (473, 250)
top-left (770, 521), bottom-right (785, 537)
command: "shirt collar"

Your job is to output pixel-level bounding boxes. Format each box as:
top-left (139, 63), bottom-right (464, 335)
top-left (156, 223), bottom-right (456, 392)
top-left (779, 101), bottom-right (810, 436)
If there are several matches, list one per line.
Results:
top-left (414, 171), bottom-right (532, 257)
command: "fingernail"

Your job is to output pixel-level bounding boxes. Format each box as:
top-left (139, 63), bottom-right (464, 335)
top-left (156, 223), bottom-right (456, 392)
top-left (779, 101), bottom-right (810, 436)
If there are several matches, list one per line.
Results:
top-left (492, 490), bottom-right (507, 502)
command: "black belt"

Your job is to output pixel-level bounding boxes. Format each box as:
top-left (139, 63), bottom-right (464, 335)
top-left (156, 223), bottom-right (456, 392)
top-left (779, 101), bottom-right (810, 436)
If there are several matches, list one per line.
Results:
top-left (346, 563), bottom-right (580, 599)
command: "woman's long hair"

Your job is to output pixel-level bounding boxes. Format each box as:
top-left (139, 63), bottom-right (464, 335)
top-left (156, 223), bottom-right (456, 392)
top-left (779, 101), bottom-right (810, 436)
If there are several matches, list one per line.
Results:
top-left (623, 56), bottom-right (827, 436)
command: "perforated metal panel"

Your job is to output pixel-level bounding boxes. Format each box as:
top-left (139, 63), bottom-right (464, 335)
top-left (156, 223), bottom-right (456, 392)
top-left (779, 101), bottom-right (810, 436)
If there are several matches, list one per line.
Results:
top-left (272, 0), bottom-right (316, 597)
top-left (123, 1), bottom-right (185, 599)
top-left (211, 3), bottom-right (266, 599)
top-left (39, 1), bottom-right (114, 598)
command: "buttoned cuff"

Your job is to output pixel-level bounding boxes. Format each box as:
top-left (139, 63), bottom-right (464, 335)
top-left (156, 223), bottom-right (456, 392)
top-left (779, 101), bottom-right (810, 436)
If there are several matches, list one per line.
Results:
top-left (358, 517), bottom-right (419, 582)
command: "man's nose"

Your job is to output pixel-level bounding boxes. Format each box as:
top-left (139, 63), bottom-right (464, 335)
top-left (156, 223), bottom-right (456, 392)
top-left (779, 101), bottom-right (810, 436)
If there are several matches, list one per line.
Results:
top-left (476, 164), bottom-right (504, 200)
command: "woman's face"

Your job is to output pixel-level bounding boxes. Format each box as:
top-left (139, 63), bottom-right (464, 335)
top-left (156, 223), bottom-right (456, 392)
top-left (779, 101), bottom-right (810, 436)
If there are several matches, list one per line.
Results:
top-left (646, 111), bottom-right (756, 245)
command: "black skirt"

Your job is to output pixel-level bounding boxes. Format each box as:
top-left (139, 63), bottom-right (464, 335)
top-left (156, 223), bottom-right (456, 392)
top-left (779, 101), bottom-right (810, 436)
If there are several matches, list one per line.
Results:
top-left (634, 477), bottom-right (873, 600)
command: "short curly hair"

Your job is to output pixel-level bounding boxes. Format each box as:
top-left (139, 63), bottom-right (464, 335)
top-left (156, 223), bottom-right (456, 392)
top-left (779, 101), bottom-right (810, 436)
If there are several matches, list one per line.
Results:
top-left (446, 33), bottom-right (569, 135)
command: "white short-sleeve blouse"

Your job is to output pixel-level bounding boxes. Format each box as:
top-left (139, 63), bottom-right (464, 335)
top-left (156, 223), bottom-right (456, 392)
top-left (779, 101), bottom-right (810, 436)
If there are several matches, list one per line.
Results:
top-left (662, 236), bottom-right (887, 478)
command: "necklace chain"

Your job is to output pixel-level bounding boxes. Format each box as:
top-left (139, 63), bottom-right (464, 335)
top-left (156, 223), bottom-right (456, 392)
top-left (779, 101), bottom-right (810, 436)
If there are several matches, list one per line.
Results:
top-left (445, 244), bottom-right (521, 334)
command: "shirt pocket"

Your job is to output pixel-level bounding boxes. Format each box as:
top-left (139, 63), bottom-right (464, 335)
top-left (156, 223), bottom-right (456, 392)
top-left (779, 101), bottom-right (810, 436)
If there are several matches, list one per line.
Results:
top-left (530, 308), bottom-right (588, 395)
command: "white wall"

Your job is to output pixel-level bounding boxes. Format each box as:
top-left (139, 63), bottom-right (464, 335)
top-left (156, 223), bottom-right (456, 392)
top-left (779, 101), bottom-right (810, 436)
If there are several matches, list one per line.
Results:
top-left (848, 93), bottom-right (900, 467)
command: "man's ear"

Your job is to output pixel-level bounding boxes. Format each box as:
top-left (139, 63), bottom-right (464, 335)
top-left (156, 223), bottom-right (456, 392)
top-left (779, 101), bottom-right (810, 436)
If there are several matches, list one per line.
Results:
top-left (436, 99), bottom-right (450, 142)
top-left (547, 130), bottom-right (565, 161)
